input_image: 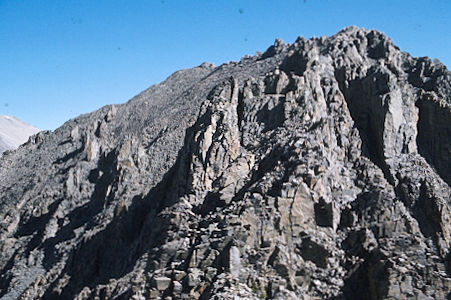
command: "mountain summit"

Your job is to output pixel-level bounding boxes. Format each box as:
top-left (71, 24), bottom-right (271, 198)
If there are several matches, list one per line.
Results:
top-left (0, 115), bottom-right (40, 154)
top-left (0, 27), bottom-right (450, 299)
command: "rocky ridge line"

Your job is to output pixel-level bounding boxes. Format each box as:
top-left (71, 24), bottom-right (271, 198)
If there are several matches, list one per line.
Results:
top-left (0, 27), bottom-right (450, 299)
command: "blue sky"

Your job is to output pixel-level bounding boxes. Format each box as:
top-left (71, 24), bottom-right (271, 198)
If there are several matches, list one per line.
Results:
top-left (1, 0), bottom-right (450, 130)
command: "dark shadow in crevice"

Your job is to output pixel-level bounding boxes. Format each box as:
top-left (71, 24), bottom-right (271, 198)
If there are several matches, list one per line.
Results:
top-left (1, 196), bottom-right (63, 297)
top-left (0, 249), bottom-right (20, 298)
top-left (53, 146), bottom-right (84, 165)
top-left (41, 123), bottom-right (196, 299)
top-left (280, 52), bottom-right (307, 76)
top-left (256, 98), bottom-right (286, 132)
top-left (416, 96), bottom-right (451, 186)
top-left (230, 144), bottom-right (284, 202)
top-left (411, 181), bottom-right (444, 253)
top-left (334, 67), bottom-right (394, 185)
top-left (446, 252), bottom-right (451, 277)
top-left (41, 148), bottom-right (121, 269)
top-left (198, 191), bottom-right (223, 216)
top-left (339, 249), bottom-right (390, 300)
top-left (236, 88), bottom-right (245, 137)
top-left (296, 236), bottom-right (330, 269)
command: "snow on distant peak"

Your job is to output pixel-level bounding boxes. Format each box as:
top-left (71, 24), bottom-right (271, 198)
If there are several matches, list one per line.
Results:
top-left (0, 115), bottom-right (40, 153)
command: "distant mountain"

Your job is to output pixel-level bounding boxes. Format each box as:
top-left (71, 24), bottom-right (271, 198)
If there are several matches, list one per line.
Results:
top-left (0, 115), bottom-right (40, 153)
top-left (0, 27), bottom-right (450, 299)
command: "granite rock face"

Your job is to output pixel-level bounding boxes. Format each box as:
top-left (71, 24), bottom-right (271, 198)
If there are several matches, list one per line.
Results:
top-left (0, 27), bottom-right (450, 299)
top-left (0, 115), bottom-right (40, 154)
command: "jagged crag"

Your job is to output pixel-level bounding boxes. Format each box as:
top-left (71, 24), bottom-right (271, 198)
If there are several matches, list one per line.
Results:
top-left (1, 27), bottom-right (450, 299)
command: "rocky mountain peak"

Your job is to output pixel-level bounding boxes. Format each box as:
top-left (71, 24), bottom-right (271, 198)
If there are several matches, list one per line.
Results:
top-left (0, 27), bottom-right (450, 299)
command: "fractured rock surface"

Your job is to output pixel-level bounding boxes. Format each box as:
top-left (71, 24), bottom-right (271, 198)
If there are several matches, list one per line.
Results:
top-left (0, 27), bottom-right (450, 299)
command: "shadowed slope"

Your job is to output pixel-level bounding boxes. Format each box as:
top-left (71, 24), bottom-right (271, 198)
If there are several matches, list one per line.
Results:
top-left (1, 27), bottom-right (450, 299)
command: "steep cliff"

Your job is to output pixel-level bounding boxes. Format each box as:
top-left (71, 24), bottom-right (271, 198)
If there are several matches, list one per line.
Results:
top-left (0, 27), bottom-right (450, 299)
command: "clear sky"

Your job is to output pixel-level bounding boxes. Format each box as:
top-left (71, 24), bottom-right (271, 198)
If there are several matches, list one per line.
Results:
top-left (1, 0), bottom-right (450, 130)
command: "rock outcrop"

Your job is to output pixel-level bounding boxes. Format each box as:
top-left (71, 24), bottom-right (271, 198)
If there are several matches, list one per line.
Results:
top-left (0, 115), bottom-right (40, 154)
top-left (0, 27), bottom-right (450, 299)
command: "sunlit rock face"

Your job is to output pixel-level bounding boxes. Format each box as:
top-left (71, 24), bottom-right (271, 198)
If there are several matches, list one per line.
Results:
top-left (0, 115), bottom-right (40, 154)
top-left (0, 27), bottom-right (450, 300)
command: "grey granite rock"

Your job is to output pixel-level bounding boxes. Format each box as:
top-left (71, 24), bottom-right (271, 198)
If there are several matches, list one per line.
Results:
top-left (0, 27), bottom-right (450, 299)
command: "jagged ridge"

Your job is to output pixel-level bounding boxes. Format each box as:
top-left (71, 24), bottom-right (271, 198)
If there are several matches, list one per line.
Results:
top-left (0, 27), bottom-right (450, 299)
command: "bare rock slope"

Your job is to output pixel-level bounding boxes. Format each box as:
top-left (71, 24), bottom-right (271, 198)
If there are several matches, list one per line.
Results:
top-left (0, 27), bottom-right (450, 299)
top-left (0, 115), bottom-right (40, 154)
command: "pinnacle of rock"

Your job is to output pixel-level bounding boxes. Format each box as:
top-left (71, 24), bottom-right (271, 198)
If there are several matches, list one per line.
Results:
top-left (0, 27), bottom-right (450, 299)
